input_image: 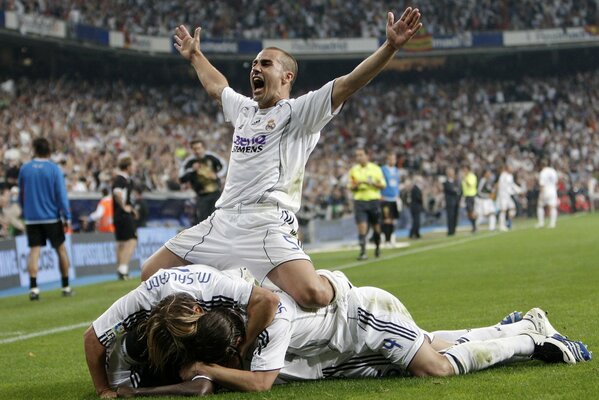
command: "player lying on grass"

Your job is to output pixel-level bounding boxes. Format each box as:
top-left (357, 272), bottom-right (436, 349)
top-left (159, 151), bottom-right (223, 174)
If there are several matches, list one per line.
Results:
top-left (140, 6), bottom-right (422, 310)
top-left (83, 265), bottom-right (279, 398)
top-left (118, 286), bottom-right (591, 397)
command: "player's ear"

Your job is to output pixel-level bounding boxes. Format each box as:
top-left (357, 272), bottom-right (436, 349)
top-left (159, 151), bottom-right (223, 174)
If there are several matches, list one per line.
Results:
top-left (283, 71), bottom-right (294, 86)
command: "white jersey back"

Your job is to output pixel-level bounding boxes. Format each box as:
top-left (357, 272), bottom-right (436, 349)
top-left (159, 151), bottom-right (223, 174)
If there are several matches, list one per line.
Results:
top-left (92, 265), bottom-right (253, 349)
top-left (539, 167), bottom-right (558, 195)
top-left (250, 290), bottom-right (350, 372)
top-left (497, 171), bottom-right (520, 200)
top-left (217, 81), bottom-right (341, 212)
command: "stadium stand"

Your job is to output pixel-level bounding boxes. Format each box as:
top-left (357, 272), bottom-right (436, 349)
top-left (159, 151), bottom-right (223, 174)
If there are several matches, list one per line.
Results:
top-left (2, 0), bottom-right (598, 38)
top-left (1, 69), bottom-right (598, 228)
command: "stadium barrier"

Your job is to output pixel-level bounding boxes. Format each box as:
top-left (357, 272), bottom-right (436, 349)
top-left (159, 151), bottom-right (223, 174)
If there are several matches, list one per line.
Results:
top-left (0, 227), bottom-right (178, 290)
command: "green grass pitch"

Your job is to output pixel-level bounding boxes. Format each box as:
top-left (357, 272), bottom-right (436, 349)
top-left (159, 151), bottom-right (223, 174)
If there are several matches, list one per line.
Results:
top-left (1, 214), bottom-right (598, 399)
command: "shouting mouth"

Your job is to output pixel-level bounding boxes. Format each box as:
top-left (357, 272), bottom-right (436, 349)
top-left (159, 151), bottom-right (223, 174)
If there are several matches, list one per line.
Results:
top-left (252, 76), bottom-right (265, 96)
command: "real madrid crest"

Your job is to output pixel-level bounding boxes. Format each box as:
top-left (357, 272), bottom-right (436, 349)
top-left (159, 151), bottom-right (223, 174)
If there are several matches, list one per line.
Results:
top-left (265, 119), bottom-right (276, 131)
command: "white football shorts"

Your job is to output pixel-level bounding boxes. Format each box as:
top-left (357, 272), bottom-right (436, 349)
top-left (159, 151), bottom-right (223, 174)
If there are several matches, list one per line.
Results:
top-left (165, 205), bottom-right (310, 283)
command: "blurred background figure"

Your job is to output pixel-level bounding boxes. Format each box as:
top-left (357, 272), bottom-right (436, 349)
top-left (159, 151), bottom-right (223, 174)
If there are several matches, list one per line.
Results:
top-left (179, 138), bottom-right (225, 225)
top-left (18, 138), bottom-right (72, 300)
top-left (112, 155), bottom-right (137, 280)
top-left (408, 176), bottom-right (423, 239)
top-left (443, 168), bottom-right (461, 236)
top-left (132, 186), bottom-right (149, 229)
top-left (536, 159), bottom-right (559, 229)
top-left (461, 165), bottom-right (478, 233)
top-left (81, 188), bottom-right (115, 233)
top-left (496, 164), bottom-right (521, 232)
top-left (380, 152), bottom-right (401, 247)
top-left (476, 170), bottom-right (497, 231)
top-left (348, 148), bottom-right (386, 260)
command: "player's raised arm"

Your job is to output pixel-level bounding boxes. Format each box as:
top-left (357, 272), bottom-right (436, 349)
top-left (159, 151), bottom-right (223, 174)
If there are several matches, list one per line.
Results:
top-left (174, 25), bottom-right (228, 104)
top-left (331, 7), bottom-right (422, 110)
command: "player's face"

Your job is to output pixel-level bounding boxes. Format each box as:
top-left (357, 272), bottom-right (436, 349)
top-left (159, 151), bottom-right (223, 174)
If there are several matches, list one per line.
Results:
top-left (387, 154), bottom-right (396, 166)
top-left (250, 49), bottom-right (290, 108)
top-left (355, 150), bottom-right (368, 165)
top-left (191, 142), bottom-right (205, 158)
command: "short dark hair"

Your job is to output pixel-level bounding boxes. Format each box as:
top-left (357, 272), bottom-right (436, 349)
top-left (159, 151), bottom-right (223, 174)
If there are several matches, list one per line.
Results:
top-left (32, 137), bottom-right (51, 157)
top-left (264, 47), bottom-right (298, 88)
top-left (118, 156), bottom-right (132, 171)
top-left (190, 138), bottom-right (204, 147)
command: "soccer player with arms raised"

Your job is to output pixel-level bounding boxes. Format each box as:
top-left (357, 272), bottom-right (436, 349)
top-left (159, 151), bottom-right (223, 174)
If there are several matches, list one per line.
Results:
top-left (141, 8), bottom-right (423, 309)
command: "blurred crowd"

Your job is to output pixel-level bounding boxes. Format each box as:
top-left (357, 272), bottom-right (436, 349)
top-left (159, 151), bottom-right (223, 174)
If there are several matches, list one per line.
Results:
top-left (1, 68), bottom-right (599, 235)
top-left (2, 0), bottom-right (598, 38)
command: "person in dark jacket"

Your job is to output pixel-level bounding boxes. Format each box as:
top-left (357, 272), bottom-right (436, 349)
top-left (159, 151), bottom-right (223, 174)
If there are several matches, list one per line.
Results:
top-left (409, 176), bottom-right (423, 239)
top-left (443, 168), bottom-right (461, 236)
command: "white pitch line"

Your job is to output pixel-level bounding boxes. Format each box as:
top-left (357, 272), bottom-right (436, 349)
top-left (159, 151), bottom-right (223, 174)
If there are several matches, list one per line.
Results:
top-left (0, 322), bottom-right (90, 345)
top-left (333, 231), bottom-right (500, 271)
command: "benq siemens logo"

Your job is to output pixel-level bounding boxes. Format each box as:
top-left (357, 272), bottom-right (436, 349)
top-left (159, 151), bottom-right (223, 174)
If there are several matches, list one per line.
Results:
top-left (232, 134), bottom-right (267, 153)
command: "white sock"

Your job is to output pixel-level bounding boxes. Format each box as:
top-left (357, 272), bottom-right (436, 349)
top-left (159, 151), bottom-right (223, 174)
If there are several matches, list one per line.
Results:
top-left (488, 214), bottom-right (496, 231)
top-left (498, 212), bottom-right (506, 229)
top-left (537, 206), bottom-right (545, 226)
top-left (433, 320), bottom-right (534, 344)
top-left (549, 207), bottom-right (557, 227)
top-left (117, 264), bottom-right (129, 275)
top-left (444, 336), bottom-right (534, 375)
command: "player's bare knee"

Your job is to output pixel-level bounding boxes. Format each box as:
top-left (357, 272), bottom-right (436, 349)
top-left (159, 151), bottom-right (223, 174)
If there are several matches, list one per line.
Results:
top-left (410, 359), bottom-right (454, 377)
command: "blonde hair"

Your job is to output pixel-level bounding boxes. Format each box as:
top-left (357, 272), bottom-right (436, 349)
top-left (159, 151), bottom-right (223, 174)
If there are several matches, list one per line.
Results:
top-left (144, 293), bottom-right (202, 372)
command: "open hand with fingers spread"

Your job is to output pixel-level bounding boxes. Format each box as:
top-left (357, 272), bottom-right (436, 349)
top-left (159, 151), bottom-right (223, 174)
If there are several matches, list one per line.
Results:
top-left (174, 25), bottom-right (201, 60)
top-left (386, 7), bottom-right (422, 50)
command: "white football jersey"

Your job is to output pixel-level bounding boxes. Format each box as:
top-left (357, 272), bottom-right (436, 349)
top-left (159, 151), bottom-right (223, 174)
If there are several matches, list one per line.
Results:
top-left (217, 81), bottom-right (341, 213)
top-left (539, 167), bottom-right (558, 195)
top-left (92, 265), bottom-right (253, 349)
top-left (250, 289), bottom-right (350, 372)
top-left (251, 287), bottom-right (423, 379)
top-left (496, 171), bottom-right (520, 200)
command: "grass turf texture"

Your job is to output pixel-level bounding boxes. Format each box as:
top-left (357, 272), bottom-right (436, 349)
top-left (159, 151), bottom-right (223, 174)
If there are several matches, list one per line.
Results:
top-left (0, 214), bottom-right (597, 399)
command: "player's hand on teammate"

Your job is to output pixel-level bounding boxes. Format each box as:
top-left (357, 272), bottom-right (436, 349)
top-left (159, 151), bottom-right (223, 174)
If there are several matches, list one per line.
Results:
top-left (174, 25), bottom-right (201, 60)
top-left (385, 7), bottom-right (422, 50)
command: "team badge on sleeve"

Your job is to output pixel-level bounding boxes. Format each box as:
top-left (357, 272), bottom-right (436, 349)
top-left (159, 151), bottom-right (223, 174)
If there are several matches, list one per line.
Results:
top-left (265, 119), bottom-right (276, 131)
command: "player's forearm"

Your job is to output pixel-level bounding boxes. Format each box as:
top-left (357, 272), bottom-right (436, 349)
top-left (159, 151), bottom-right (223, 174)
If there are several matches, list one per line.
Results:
top-left (332, 41), bottom-right (397, 109)
top-left (190, 52), bottom-right (228, 103)
top-left (116, 379), bottom-right (215, 398)
top-left (199, 364), bottom-right (277, 392)
top-left (83, 326), bottom-right (112, 395)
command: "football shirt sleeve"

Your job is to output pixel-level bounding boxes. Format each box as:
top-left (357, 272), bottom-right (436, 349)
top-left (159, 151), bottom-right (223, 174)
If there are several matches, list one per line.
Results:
top-left (292, 80), bottom-right (343, 134)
